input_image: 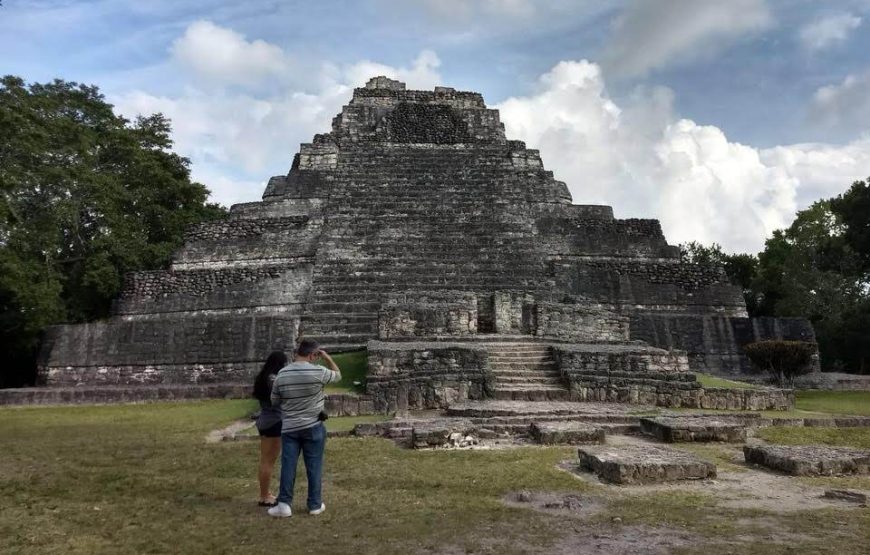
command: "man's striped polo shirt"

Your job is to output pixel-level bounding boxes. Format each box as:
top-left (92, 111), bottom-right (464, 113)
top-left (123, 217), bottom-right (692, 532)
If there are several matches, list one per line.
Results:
top-left (270, 361), bottom-right (341, 433)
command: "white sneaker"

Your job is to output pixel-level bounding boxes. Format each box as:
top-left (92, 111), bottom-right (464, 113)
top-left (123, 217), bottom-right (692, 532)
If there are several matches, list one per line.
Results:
top-left (268, 502), bottom-right (292, 518)
top-left (309, 503), bottom-right (326, 515)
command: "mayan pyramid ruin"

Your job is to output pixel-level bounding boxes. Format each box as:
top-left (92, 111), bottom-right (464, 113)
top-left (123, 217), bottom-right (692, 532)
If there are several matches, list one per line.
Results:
top-left (38, 76), bottom-right (815, 409)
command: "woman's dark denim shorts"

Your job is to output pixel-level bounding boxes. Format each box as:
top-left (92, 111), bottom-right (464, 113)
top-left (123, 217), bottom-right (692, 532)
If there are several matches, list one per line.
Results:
top-left (258, 421), bottom-right (282, 438)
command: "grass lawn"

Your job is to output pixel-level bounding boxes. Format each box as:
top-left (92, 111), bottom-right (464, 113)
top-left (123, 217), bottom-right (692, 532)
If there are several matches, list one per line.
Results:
top-left (2, 401), bottom-right (869, 555)
top-left (324, 350), bottom-right (367, 394)
top-left (694, 373), bottom-right (759, 390)
top-left (795, 390), bottom-right (870, 416)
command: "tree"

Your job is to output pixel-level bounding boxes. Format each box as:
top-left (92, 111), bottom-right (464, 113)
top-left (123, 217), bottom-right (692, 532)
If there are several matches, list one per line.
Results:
top-left (0, 76), bottom-right (226, 387)
top-left (830, 179), bottom-right (870, 277)
top-left (743, 340), bottom-right (816, 387)
top-left (679, 242), bottom-right (760, 314)
top-left (682, 179), bottom-right (870, 374)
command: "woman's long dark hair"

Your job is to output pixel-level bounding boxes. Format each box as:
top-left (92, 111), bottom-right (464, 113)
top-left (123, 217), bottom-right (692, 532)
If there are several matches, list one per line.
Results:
top-left (252, 351), bottom-right (289, 403)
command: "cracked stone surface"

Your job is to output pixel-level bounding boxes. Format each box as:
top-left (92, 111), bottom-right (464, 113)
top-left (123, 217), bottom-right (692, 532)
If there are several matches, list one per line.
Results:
top-left (578, 444), bottom-right (717, 484)
top-left (640, 416), bottom-right (749, 442)
top-left (530, 421), bottom-right (605, 445)
top-left (743, 444), bottom-right (870, 476)
top-left (447, 400), bottom-right (650, 418)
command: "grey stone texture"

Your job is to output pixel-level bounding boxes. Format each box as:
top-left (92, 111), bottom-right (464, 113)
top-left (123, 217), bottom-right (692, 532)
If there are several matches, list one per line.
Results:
top-left (530, 421), bottom-right (606, 445)
top-left (578, 444), bottom-right (717, 484)
top-left (640, 416), bottom-right (750, 442)
top-left (743, 444), bottom-right (870, 476)
top-left (554, 344), bottom-right (793, 410)
top-left (823, 489), bottom-right (867, 504)
top-left (38, 76), bottom-right (815, 389)
top-left (366, 340), bottom-right (489, 412)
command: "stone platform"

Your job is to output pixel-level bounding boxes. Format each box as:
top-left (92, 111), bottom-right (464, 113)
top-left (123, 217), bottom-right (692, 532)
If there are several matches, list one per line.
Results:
top-left (446, 400), bottom-right (648, 420)
top-left (530, 421), bottom-right (605, 445)
top-left (640, 415), bottom-right (756, 442)
top-left (577, 444), bottom-right (717, 484)
top-left (744, 444), bottom-right (870, 476)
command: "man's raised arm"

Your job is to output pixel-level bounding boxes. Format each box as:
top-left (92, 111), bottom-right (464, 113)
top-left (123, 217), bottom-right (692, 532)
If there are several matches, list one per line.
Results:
top-left (318, 350), bottom-right (342, 383)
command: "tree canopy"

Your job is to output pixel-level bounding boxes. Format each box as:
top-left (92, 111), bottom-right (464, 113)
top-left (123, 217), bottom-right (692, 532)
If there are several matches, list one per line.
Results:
top-left (681, 178), bottom-right (870, 374)
top-left (0, 76), bottom-right (225, 387)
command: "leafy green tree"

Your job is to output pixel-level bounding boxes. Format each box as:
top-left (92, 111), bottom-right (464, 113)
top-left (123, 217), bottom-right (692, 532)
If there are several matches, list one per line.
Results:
top-left (0, 76), bottom-right (225, 387)
top-left (679, 241), bottom-right (760, 314)
top-left (752, 200), bottom-right (866, 372)
top-left (830, 179), bottom-right (870, 277)
top-left (681, 181), bottom-right (870, 374)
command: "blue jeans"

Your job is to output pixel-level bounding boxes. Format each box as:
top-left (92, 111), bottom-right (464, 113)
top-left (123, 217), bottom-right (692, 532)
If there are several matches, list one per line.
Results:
top-left (276, 422), bottom-right (326, 510)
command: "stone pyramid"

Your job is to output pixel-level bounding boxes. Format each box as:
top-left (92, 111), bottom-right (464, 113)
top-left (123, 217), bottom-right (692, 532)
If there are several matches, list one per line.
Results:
top-left (38, 77), bottom-right (814, 391)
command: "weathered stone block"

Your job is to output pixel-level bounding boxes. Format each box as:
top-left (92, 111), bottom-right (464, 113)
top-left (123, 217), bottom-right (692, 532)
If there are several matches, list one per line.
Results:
top-left (578, 444), bottom-right (716, 484)
top-left (743, 444), bottom-right (870, 476)
top-left (640, 416), bottom-right (748, 442)
top-left (530, 421), bottom-right (605, 445)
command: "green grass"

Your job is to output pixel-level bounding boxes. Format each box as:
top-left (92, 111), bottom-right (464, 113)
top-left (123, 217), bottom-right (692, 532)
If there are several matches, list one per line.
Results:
top-left (755, 426), bottom-right (870, 449)
top-left (2, 401), bottom-right (869, 555)
top-left (0, 401), bottom-right (585, 555)
top-left (324, 349), bottom-right (368, 393)
top-left (795, 390), bottom-right (870, 416)
top-left (695, 373), bottom-right (759, 390)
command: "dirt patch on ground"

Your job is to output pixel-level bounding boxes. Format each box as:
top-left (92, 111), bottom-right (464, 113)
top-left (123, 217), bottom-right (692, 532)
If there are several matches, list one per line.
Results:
top-left (543, 524), bottom-right (698, 555)
top-left (503, 490), bottom-right (605, 518)
top-left (434, 521), bottom-right (699, 555)
top-left (205, 419), bottom-right (253, 443)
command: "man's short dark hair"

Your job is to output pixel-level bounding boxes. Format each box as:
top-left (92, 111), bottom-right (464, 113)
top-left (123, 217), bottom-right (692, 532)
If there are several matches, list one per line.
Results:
top-left (296, 339), bottom-right (320, 357)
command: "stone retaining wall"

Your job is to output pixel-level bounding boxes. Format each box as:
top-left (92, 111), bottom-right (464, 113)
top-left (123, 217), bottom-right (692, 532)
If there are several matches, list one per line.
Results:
top-left (0, 386), bottom-right (377, 415)
top-left (536, 302), bottom-right (629, 342)
top-left (366, 340), bottom-right (490, 413)
top-left (0, 384), bottom-right (251, 405)
top-left (378, 292), bottom-right (478, 339)
top-left (554, 344), bottom-right (792, 409)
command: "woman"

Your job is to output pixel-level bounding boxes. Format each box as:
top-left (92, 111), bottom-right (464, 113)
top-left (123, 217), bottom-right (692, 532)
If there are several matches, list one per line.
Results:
top-left (252, 350), bottom-right (288, 506)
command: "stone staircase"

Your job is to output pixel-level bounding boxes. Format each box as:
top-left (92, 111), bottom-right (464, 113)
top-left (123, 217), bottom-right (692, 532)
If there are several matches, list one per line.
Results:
top-left (486, 343), bottom-right (571, 401)
top-left (297, 143), bottom-right (558, 348)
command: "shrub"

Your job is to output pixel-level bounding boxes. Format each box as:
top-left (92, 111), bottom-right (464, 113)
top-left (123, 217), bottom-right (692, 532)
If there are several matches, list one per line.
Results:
top-left (743, 340), bottom-right (817, 388)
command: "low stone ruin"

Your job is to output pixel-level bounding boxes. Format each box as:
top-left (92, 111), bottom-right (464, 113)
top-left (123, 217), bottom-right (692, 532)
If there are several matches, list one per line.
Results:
top-left (639, 415), bottom-right (757, 443)
top-left (743, 444), bottom-right (870, 476)
top-left (577, 444), bottom-right (717, 484)
top-left (529, 421), bottom-right (605, 445)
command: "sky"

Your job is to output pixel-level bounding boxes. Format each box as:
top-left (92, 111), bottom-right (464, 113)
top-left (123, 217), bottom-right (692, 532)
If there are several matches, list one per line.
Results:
top-left (2, 0), bottom-right (870, 253)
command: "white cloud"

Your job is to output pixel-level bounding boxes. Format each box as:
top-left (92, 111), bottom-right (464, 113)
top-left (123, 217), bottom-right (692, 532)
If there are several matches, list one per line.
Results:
top-left (810, 71), bottom-right (870, 135)
top-left (761, 139), bottom-right (870, 203)
top-left (335, 50), bottom-right (443, 90)
top-left (115, 20), bottom-right (870, 254)
top-left (799, 13), bottom-right (862, 52)
top-left (496, 60), bottom-right (870, 253)
top-left (114, 23), bottom-right (444, 208)
top-left (170, 20), bottom-right (290, 85)
top-left (602, 0), bottom-right (772, 78)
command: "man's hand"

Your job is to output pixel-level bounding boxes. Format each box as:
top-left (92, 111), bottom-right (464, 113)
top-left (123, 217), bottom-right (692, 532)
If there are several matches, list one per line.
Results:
top-left (317, 350), bottom-right (340, 373)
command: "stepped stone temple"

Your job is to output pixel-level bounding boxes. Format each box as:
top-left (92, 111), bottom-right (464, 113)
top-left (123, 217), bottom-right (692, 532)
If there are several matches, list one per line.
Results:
top-left (37, 77), bottom-right (815, 411)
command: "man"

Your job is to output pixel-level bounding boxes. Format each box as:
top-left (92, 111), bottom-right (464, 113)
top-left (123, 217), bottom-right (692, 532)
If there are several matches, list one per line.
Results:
top-left (267, 339), bottom-right (341, 518)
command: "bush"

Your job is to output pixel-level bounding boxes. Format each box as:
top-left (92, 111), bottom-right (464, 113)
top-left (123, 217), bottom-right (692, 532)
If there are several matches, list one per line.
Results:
top-left (744, 340), bottom-right (817, 388)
